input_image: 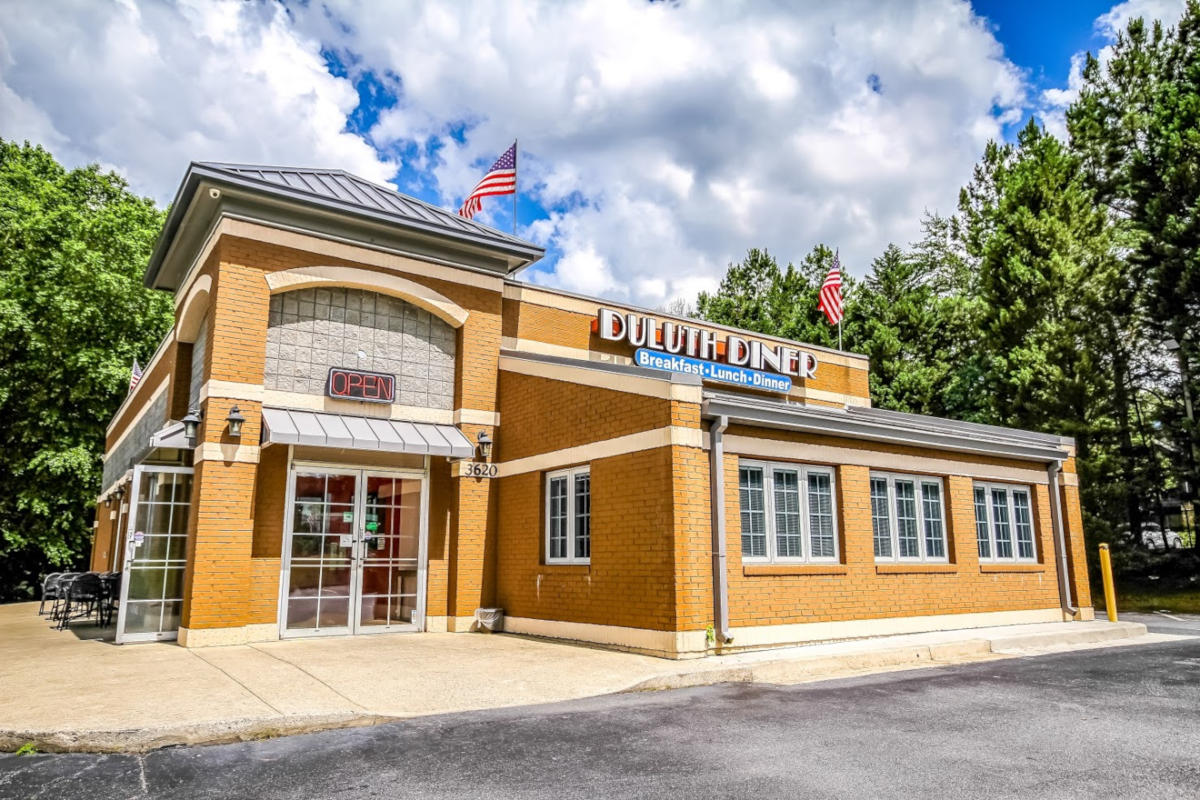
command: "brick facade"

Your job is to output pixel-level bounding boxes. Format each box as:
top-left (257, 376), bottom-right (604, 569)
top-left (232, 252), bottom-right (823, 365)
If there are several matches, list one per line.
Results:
top-left (93, 199), bottom-right (1093, 656)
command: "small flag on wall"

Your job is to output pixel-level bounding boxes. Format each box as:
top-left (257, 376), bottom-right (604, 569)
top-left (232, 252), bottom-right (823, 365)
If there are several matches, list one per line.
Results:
top-left (818, 253), bottom-right (844, 326)
top-left (129, 359), bottom-right (143, 394)
top-left (457, 141), bottom-right (517, 220)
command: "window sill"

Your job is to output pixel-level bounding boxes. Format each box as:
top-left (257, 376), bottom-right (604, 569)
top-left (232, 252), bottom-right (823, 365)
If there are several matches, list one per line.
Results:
top-left (742, 564), bottom-right (848, 577)
top-left (875, 563), bottom-right (957, 574)
top-left (541, 564), bottom-right (591, 574)
top-left (979, 563), bottom-right (1045, 573)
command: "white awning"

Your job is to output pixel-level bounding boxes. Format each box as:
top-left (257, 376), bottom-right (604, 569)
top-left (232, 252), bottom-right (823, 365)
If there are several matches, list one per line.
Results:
top-left (149, 421), bottom-right (190, 450)
top-left (260, 407), bottom-right (474, 458)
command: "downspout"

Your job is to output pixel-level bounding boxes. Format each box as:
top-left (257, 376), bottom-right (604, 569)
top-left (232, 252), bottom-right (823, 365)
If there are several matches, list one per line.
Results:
top-left (709, 415), bottom-right (732, 645)
top-left (1047, 460), bottom-right (1078, 617)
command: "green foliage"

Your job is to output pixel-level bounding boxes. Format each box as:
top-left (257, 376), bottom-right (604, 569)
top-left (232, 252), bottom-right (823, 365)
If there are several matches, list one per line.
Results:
top-left (0, 140), bottom-right (170, 601)
top-left (14, 742), bottom-right (38, 756)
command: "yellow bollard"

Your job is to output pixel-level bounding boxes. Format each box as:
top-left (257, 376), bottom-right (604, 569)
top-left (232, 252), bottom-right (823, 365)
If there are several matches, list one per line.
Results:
top-left (1099, 543), bottom-right (1118, 622)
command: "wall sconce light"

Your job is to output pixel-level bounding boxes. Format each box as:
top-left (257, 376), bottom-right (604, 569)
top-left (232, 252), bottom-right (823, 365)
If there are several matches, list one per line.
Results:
top-left (476, 431), bottom-right (493, 460)
top-left (182, 406), bottom-right (203, 443)
top-left (105, 495), bottom-right (112, 508)
top-left (226, 405), bottom-right (246, 438)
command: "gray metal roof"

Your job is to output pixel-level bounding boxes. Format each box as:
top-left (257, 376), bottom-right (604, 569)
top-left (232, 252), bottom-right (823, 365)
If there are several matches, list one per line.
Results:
top-left (702, 391), bottom-right (1071, 463)
top-left (198, 161), bottom-right (538, 252)
top-left (261, 407), bottom-right (474, 459)
top-left (145, 161), bottom-right (544, 289)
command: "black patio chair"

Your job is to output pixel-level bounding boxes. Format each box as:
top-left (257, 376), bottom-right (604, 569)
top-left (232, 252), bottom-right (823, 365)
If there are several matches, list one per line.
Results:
top-left (38, 573), bottom-right (64, 615)
top-left (99, 571), bottom-right (122, 627)
top-left (56, 572), bottom-right (102, 631)
top-left (48, 572), bottom-right (81, 622)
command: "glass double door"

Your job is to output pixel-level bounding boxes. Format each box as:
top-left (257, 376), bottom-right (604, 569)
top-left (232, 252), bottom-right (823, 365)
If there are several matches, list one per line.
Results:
top-left (282, 467), bottom-right (426, 637)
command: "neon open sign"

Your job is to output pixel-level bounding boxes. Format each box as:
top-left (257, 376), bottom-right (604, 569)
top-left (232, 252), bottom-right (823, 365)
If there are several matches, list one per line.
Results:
top-left (326, 367), bottom-right (395, 403)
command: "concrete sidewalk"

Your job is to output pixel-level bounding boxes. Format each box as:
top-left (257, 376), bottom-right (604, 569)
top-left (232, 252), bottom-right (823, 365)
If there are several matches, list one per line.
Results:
top-left (0, 602), bottom-right (1168, 753)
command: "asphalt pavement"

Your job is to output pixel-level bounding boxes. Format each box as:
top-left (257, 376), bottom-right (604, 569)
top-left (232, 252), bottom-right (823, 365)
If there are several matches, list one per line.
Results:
top-left (2, 625), bottom-right (1198, 800)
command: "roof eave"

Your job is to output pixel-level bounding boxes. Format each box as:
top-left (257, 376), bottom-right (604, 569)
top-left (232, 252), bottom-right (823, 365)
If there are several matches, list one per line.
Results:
top-left (701, 395), bottom-right (1070, 463)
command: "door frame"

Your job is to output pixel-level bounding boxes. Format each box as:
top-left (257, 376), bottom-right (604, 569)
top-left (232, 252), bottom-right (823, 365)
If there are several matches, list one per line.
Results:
top-left (277, 458), bottom-right (430, 639)
top-left (115, 464), bottom-right (195, 644)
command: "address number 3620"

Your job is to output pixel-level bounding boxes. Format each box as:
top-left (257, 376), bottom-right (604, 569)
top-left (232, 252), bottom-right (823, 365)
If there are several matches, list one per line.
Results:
top-left (463, 462), bottom-right (498, 478)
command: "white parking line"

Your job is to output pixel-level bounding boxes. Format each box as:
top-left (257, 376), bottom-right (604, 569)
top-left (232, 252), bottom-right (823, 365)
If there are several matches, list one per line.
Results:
top-left (1154, 611), bottom-right (1186, 622)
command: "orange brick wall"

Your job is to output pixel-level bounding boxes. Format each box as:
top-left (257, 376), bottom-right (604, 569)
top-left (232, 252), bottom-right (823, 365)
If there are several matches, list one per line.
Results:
top-left (713, 452), bottom-right (1070, 633)
top-left (494, 447), bottom-right (681, 630)
top-left (91, 221), bottom-right (1091, 645)
top-left (495, 371), bottom-right (673, 462)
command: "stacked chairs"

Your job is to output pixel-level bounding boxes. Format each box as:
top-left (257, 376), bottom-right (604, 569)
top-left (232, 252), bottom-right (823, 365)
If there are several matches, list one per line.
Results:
top-left (40, 570), bottom-right (126, 630)
top-left (54, 572), bottom-right (103, 630)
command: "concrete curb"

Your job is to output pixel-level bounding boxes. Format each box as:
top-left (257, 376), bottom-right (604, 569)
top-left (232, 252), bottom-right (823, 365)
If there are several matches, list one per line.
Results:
top-left (0, 621), bottom-right (1154, 754)
top-left (0, 712), bottom-right (396, 755)
top-left (621, 622), bottom-right (1149, 693)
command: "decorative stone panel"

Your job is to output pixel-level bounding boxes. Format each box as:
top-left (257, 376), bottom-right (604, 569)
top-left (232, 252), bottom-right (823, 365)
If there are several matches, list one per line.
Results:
top-left (264, 288), bottom-right (456, 410)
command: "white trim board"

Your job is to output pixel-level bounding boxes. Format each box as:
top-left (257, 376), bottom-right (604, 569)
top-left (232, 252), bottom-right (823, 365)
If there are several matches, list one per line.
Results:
top-left (495, 426), bottom-right (703, 477)
top-left (719, 434), bottom-right (1053, 485)
top-left (500, 336), bottom-right (869, 407)
top-left (499, 353), bottom-right (702, 403)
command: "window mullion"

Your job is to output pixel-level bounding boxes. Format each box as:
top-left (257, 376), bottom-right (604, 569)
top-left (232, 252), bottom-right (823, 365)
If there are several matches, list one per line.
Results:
top-left (765, 469), bottom-right (778, 562)
top-left (798, 468), bottom-right (809, 564)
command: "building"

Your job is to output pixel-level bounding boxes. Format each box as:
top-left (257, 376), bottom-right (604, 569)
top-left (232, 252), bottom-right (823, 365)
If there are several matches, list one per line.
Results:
top-left (89, 162), bottom-right (1093, 656)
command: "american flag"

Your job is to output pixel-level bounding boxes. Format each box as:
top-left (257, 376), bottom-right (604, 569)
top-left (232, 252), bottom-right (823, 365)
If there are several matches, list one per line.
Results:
top-left (818, 253), bottom-right (844, 326)
top-left (457, 142), bottom-right (517, 219)
top-left (128, 358), bottom-right (143, 394)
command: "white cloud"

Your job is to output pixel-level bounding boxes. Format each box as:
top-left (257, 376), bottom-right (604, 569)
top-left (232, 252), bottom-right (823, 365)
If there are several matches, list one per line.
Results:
top-left (3, 0), bottom-right (1030, 308)
top-left (1039, 0), bottom-right (1186, 139)
top-left (292, 0), bottom-right (1026, 305)
top-left (0, 0), bottom-right (393, 201)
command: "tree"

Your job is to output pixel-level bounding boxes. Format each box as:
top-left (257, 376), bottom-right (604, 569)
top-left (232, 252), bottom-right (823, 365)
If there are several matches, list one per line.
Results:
top-left (959, 119), bottom-right (1148, 538)
top-left (1068, 2), bottom-right (1200, 540)
top-left (0, 141), bottom-right (170, 600)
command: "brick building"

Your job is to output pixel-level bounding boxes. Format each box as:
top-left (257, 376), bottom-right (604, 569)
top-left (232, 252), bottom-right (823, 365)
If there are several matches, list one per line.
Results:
top-left (90, 162), bottom-right (1093, 656)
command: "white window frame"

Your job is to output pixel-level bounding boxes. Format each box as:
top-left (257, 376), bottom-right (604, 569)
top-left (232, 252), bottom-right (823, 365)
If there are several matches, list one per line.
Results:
top-left (973, 482), bottom-right (1038, 563)
top-left (738, 460), bottom-right (839, 565)
top-left (545, 466), bottom-right (591, 565)
top-left (869, 472), bottom-right (949, 563)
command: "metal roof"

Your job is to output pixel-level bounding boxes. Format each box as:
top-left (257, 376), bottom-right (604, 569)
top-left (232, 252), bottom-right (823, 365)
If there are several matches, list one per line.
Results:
top-left (145, 161), bottom-right (544, 289)
top-left (261, 407), bottom-right (474, 459)
top-left (197, 161), bottom-right (539, 252)
top-left (702, 391), bottom-right (1071, 463)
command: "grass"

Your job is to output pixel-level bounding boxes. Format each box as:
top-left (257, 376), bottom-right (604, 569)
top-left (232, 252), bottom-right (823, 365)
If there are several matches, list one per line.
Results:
top-left (1116, 587), bottom-right (1200, 614)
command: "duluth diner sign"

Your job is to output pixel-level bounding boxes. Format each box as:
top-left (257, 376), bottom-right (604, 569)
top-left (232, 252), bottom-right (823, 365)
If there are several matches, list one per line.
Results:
top-left (591, 308), bottom-right (816, 393)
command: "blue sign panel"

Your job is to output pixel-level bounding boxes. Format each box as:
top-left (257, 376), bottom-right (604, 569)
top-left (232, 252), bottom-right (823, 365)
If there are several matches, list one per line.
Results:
top-left (634, 349), bottom-right (792, 393)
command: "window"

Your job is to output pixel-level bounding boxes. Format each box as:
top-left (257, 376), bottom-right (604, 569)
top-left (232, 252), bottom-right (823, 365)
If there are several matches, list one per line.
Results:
top-left (545, 466), bottom-right (590, 564)
top-left (974, 483), bottom-right (1037, 562)
top-left (870, 473), bottom-right (948, 563)
top-left (738, 461), bottom-right (838, 563)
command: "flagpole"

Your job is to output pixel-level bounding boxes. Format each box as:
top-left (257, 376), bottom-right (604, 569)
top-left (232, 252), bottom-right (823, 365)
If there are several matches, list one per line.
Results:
top-left (512, 139), bottom-right (518, 236)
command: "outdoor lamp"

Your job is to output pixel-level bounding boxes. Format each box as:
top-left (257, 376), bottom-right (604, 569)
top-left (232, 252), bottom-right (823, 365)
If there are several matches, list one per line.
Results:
top-left (477, 431), bottom-right (493, 460)
top-left (182, 406), bottom-right (203, 443)
top-left (226, 405), bottom-right (246, 438)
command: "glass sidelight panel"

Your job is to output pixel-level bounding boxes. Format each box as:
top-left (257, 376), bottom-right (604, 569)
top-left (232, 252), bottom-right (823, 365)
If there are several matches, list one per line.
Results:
top-left (117, 467), bottom-right (192, 643)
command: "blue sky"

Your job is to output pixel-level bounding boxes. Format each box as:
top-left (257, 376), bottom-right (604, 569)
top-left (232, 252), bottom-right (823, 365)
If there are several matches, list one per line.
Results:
top-left (0, 0), bottom-right (1187, 305)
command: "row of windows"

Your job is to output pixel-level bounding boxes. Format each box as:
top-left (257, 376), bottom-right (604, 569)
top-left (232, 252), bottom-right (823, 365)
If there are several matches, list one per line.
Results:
top-left (542, 461), bottom-right (1041, 567)
top-left (737, 461), bottom-right (1039, 566)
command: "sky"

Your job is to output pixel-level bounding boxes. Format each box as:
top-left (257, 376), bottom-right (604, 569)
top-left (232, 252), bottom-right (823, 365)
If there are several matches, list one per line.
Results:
top-left (0, 0), bottom-right (1188, 308)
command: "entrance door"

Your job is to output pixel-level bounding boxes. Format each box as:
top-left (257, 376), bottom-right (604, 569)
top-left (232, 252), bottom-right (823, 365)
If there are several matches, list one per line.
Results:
top-left (281, 466), bottom-right (427, 637)
top-left (116, 465), bottom-right (193, 643)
